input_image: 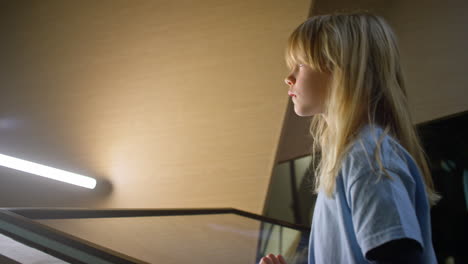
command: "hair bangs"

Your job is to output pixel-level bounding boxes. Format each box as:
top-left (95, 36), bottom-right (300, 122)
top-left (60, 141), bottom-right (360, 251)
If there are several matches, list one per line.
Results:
top-left (285, 19), bottom-right (331, 72)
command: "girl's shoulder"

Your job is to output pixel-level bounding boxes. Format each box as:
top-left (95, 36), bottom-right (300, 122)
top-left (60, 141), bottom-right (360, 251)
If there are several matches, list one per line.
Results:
top-left (348, 124), bottom-right (405, 160)
top-left (341, 124), bottom-right (410, 183)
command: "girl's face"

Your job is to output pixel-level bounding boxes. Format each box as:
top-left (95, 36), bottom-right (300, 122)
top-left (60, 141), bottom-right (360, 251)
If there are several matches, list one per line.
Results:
top-left (284, 63), bottom-right (331, 117)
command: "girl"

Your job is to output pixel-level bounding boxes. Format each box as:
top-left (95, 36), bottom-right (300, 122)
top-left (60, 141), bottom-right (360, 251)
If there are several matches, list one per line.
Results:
top-left (260, 12), bottom-right (441, 264)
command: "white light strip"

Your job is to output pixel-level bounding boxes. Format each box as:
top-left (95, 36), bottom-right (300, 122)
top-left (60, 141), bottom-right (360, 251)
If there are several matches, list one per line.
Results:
top-left (0, 153), bottom-right (96, 189)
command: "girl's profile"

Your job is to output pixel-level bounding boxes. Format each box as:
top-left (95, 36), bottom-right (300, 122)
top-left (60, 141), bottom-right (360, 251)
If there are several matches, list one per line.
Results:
top-left (260, 12), bottom-right (441, 264)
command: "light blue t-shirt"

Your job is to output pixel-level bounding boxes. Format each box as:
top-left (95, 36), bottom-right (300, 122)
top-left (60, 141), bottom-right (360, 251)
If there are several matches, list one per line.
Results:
top-left (308, 124), bottom-right (437, 263)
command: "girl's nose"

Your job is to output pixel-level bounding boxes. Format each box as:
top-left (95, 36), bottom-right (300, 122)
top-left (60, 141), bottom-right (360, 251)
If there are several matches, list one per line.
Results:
top-left (285, 78), bottom-right (293, 86)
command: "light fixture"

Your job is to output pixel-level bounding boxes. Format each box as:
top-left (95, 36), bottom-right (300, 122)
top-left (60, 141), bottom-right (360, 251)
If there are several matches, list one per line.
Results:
top-left (0, 153), bottom-right (96, 189)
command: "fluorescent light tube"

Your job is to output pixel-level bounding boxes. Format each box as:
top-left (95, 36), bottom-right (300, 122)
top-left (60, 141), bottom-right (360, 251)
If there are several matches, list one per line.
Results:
top-left (0, 153), bottom-right (96, 189)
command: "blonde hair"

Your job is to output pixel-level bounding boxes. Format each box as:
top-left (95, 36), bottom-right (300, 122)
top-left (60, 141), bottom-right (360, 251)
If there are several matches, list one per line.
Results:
top-left (284, 12), bottom-right (442, 207)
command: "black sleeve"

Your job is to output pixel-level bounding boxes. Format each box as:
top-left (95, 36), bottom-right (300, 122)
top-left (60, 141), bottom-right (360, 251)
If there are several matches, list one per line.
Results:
top-left (365, 238), bottom-right (424, 264)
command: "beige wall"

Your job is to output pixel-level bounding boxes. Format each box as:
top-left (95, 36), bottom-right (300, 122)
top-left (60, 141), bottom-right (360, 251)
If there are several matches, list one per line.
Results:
top-left (0, 0), bottom-right (312, 215)
top-left (2, 0), bottom-right (465, 216)
top-left (276, 0), bottom-right (468, 163)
